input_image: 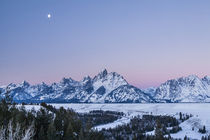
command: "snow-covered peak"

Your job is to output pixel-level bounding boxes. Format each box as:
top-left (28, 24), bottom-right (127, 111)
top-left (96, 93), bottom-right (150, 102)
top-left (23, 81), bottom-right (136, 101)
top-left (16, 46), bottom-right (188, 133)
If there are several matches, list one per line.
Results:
top-left (179, 74), bottom-right (200, 82)
top-left (154, 75), bottom-right (210, 102)
top-left (202, 76), bottom-right (210, 85)
top-left (0, 84), bottom-right (14, 96)
top-left (185, 74), bottom-right (199, 80)
top-left (93, 68), bottom-right (108, 80)
top-left (81, 76), bottom-right (91, 83)
top-left (39, 82), bottom-right (48, 87)
top-left (203, 75), bottom-right (210, 80)
top-left (93, 69), bottom-right (127, 82)
top-left (7, 83), bottom-right (17, 90)
top-left (161, 75), bottom-right (201, 87)
top-left (93, 70), bottom-right (128, 86)
top-left (100, 68), bottom-right (108, 75)
top-left (92, 70), bottom-right (128, 100)
top-left (19, 80), bottom-right (30, 87)
top-left (60, 77), bottom-right (78, 86)
top-left (177, 75), bottom-right (202, 87)
top-left (204, 75), bottom-right (210, 80)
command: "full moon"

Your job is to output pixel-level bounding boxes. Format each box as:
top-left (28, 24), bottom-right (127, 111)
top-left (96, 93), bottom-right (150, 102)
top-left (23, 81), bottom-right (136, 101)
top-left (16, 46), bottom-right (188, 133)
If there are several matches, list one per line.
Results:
top-left (47, 14), bottom-right (51, 19)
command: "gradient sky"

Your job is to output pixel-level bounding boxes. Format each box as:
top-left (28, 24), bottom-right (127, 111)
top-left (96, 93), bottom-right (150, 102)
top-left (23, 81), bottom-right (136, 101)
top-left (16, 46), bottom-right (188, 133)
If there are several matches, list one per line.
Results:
top-left (1, 0), bottom-right (210, 88)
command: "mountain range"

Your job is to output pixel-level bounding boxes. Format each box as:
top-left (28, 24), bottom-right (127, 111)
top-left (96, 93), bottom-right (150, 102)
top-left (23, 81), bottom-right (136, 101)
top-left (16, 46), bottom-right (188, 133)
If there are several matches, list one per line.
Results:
top-left (1, 69), bottom-right (210, 103)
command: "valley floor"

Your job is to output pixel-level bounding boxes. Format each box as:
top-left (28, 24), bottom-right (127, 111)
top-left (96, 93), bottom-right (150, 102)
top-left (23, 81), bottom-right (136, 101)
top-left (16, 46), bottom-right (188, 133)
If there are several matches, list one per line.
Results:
top-left (25, 103), bottom-right (210, 140)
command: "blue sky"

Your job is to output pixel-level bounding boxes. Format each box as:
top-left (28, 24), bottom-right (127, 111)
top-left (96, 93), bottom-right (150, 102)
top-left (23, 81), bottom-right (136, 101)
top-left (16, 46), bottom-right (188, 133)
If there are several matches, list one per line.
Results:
top-left (1, 0), bottom-right (210, 88)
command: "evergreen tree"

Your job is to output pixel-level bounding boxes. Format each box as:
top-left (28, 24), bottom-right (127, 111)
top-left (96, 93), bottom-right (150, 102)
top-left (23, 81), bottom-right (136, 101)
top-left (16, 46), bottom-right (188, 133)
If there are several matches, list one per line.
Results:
top-left (38, 126), bottom-right (45, 140)
top-left (63, 123), bottom-right (74, 140)
top-left (184, 135), bottom-right (188, 140)
top-left (199, 125), bottom-right (206, 134)
top-left (203, 126), bottom-right (206, 133)
top-left (179, 112), bottom-right (182, 121)
top-left (47, 122), bottom-right (57, 140)
top-left (79, 128), bottom-right (85, 140)
top-left (85, 118), bottom-right (92, 132)
top-left (155, 119), bottom-right (164, 140)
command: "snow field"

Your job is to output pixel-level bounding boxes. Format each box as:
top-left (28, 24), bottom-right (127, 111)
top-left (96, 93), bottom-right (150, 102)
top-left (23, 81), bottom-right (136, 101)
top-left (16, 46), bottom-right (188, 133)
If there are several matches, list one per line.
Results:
top-left (24, 103), bottom-right (210, 139)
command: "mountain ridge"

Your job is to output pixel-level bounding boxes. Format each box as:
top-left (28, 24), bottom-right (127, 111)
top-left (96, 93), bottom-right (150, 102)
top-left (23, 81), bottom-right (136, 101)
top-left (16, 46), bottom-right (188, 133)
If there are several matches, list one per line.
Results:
top-left (1, 69), bottom-right (210, 103)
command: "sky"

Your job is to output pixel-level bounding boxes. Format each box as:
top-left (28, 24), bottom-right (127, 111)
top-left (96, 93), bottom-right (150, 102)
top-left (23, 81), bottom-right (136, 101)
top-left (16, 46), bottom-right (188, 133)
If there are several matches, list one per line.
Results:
top-left (0, 0), bottom-right (210, 88)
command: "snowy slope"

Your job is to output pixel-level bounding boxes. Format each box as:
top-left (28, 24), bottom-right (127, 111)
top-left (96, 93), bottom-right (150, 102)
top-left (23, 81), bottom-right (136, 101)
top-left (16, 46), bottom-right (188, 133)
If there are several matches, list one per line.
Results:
top-left (104, 85), bottom-right (154, 103)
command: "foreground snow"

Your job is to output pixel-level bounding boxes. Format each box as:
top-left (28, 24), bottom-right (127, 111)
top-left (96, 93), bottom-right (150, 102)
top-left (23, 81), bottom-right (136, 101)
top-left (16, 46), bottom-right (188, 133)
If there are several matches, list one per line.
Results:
top-left (25, 103), bottom-right (210, 139)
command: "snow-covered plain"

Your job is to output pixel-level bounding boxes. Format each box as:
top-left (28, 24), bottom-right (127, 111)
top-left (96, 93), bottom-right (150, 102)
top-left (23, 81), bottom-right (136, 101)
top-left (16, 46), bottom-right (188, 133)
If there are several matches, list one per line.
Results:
top-left (25, 103), bottom-right (210, 139)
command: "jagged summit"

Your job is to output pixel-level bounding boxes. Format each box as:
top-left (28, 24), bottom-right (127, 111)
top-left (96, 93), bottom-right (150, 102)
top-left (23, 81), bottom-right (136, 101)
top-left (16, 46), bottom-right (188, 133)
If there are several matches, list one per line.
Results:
top-left (99, 68), bottom-right (108, 77)
top-left (82, 76), bottom-right (91, 82)
top-left (20, 80), bottom-right (30, 87)
top-left (202, 76), bottom-right (210, 85)
top-left (93, 68), bottom-right (108, 81)
top-left (60, 77), bottom-right (76, 84)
